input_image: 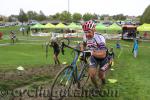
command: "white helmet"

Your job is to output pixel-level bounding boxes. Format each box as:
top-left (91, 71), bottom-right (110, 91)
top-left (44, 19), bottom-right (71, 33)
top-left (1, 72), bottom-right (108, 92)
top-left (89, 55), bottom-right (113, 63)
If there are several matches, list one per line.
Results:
top-left (51, 37), bottom-right (57, 42)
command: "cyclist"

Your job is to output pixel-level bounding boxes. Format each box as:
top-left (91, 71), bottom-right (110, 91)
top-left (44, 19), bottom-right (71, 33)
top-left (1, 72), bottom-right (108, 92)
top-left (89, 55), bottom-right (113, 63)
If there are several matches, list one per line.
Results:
top-left (80, 20), bottom-right (110, 87)
top-left (50, 37), bottom-right (60, 65)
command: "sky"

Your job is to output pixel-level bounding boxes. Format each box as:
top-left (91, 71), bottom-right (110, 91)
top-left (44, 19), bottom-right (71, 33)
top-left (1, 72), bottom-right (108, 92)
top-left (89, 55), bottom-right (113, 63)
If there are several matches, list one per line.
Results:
top-left (0, 0), bottom-right (150, 16)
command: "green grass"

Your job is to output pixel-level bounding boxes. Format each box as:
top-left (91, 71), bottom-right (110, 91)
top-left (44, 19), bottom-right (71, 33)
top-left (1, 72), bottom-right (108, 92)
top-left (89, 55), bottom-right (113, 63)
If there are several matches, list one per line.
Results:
top-left (0, 26), bottom-right (150, 99)
top-left (0, 42), bottom-right (74, 70)
top-left (91, 40), bottom-right (150, 100)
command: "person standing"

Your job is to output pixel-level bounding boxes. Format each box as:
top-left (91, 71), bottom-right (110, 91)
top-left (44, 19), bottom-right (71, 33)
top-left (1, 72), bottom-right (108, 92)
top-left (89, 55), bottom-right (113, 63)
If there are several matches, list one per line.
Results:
top-left (132, 38), bottom-right (138, 58)
top-left (116, 40), bottom-right (121, 49)
top-left (108, 48), bottom-right (115, 66)
top-left (10, 30), bottom-right (16, 44)
top-left (26, 26), bottom-right (30, 36)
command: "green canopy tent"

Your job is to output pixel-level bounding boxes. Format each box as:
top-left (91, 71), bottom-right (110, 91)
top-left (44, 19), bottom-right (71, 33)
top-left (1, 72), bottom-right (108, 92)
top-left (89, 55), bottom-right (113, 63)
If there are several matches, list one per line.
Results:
top-left (55, 22), bottom-right (66, 29)
top-left (96, 23), bottom-right (107, 31)
top-left (30, 23), bottom-right (45, 29)
top-left (107, 23), bottom-right (122, 31)
top-left (67, 22), bottom-right (82, 30)
top-left (137, 23), bottom-right (150, 32)
top-left (45, 23), bottom-right (55, 28)
top-left (30, 23), bottom-right (51, 36)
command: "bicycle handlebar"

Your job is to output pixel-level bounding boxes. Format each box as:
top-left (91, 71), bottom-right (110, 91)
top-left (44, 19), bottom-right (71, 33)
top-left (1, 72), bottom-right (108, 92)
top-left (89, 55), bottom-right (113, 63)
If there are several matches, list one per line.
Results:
top-left (61, 42), bottom-right (82, 52)
top-left (61, 42), bottom-right (92, 56)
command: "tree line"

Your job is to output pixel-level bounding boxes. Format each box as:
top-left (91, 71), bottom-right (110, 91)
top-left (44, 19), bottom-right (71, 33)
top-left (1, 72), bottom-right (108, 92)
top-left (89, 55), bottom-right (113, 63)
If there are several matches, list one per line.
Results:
top-left (0, 9), bottom-right (131, 23)
top-left (2, 5), bottom-right (150, 24)
top-left (140, 5), bottom-right (150, 24)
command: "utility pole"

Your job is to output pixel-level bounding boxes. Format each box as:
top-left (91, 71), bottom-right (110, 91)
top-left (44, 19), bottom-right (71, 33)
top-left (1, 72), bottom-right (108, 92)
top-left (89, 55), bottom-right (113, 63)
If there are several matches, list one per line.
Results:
top-left (68, 0), bottom-right (70, 13)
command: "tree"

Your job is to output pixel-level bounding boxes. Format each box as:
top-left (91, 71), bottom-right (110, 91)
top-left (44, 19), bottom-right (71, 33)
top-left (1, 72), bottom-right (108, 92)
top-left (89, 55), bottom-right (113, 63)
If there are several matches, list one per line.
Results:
top-left (82, 13), bottom-right (94, 21)
top-left (8, 15), bottom-right (18, 22)
top-left (100, 14), bottom-right (109, 20)
top-left (48, 15), bottom-right (53, 20)
top-left (92, 13), bottom-right (99, 20)
top-left (0, 16), bottom-right (3, 21)
top-left (18, 9), bottom-right (28, 23)
top-left (38, 10), bottom-right (47, 21)
top-left (72, 13), bottom-right (82, 23)
top-left (27, 11), bottom-right (35, 20)
top-left (60, 11), bottom-right (72, 23)
top-left (52, 13), bottom-right (61, 20)
top-left (140, 5), bottom-right (150, 24)
top-left (112, 14), bottom-right (126, 21)
top-left (32, 11), bottom-right (39, 20)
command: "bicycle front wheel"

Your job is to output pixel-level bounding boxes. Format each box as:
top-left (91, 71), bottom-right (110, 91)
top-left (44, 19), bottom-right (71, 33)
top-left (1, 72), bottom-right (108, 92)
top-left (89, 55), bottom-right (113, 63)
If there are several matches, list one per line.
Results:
top-left (50, 66), bottom-right (74, 100)
top-left (77, 61), bottom-right (89, 89)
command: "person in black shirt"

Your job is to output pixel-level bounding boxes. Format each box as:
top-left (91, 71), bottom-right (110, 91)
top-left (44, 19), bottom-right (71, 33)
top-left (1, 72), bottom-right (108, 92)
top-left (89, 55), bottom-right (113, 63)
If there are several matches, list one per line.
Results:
top-left (108, 47), bottom-right (115, 66)
top-left (51, 38), bottom-right (60, 65)
top-left (109, 48), bottom-right (115, 59)
top-left (10, 30), bottom-right (16, 44)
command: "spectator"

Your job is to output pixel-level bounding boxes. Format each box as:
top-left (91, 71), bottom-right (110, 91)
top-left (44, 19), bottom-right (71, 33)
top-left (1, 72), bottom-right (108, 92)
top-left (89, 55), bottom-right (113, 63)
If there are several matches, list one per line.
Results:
top-left (132, 38), bottom-right (138, 58)
top-left (143, 32), bottom-right (148, 39)
top-left (26, 26), bottom-right (30, 36)
top-left (10, 30), bottom-right (16, 44)
top-left (20, 27), bottom-right (25, 36)
top-left (108, 48), bottom-right (115, 66)
top-left (116, 40), bottom-right (121, 49)
top-left (0, 32), bottom-right (3, 39)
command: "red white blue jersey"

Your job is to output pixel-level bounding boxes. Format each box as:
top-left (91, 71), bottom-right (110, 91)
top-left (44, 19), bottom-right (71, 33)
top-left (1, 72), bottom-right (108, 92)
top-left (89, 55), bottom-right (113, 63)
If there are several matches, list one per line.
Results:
top-left (83, 33), bottom-right (106, 50)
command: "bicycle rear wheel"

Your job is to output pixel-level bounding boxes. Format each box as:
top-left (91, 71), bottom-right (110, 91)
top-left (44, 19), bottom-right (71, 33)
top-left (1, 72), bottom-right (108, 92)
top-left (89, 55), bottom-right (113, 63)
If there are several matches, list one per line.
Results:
top-left (50, 66), bottom-right (74, 100)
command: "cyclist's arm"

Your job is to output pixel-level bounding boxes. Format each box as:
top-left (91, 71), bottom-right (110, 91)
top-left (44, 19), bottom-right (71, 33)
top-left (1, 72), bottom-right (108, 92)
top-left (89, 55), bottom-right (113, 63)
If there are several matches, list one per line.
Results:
top-left (92, 42), bottom-right (107, 58)
top-left (92, 50), bottom-right (106, 58)
top-left (80, 42), bottom-right (86, 51)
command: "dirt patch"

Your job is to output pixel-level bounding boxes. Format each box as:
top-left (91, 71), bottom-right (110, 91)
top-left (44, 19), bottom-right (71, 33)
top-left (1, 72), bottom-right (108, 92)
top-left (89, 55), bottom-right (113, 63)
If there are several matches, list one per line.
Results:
top-left (0, 65), bottom-right (64, 81)
top-left (0, 64), bottom-right (67, 100)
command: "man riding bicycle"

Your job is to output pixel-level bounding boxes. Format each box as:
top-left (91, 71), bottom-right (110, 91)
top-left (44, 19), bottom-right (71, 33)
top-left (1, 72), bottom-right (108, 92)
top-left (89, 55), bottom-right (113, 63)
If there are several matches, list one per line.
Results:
top-left (80, 20), bottom-right (110, 88)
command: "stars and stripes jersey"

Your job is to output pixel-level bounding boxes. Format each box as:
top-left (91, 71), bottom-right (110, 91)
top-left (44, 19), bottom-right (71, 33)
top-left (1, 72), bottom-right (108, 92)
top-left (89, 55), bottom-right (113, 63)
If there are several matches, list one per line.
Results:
top-left (83, 33), bottom-right (106, 50)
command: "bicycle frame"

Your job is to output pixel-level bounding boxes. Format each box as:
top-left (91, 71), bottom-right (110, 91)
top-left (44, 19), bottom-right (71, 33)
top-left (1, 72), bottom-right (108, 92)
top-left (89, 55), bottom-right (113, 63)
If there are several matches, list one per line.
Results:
top-left (63, 50), bottom-right (80, 84)
top-left (62, 45), bottom-right (87, 85)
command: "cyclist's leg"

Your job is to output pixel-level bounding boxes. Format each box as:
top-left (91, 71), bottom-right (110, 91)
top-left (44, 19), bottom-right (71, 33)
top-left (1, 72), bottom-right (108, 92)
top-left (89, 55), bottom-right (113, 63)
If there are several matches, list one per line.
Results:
top-left (98, 57), bottom-right (110, 84)
top-left (88, 56), bottom-right (98, 88)
top-left (53, 51), bottom-right (57, 64)
top-left (11, 38), bottom-right (14, 44)
top-left (55, 50), bottom-right (60, 64)
top-left (98, 70), bottom-right (106, 84)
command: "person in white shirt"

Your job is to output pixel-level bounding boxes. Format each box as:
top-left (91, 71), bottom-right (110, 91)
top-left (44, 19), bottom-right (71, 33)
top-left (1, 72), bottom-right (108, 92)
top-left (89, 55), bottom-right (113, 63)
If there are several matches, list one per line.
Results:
top-left (80, 20), bottom-right (110, 87)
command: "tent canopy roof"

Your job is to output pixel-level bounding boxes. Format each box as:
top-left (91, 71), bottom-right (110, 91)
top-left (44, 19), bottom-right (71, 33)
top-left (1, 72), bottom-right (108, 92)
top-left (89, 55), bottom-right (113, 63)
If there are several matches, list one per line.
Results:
top-left (107, 23), bottom-right (121, 31)
top-left (45, 23), bottom-right (55, 28)
top-left (55, 22), bottom-right (66, 29)
top-left (96, 23), bottom-right (107, 31)
top-left (31, 23), bottom-right (45, 29)
top-left (67, 22), bottom-right (82, 30)
top-left (137, 23), bottom-right (150, 31)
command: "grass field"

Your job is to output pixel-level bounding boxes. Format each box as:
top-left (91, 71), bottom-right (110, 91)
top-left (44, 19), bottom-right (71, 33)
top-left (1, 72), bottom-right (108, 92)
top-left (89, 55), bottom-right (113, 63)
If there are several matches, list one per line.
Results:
top-left (0, 26), bottom-right (150, 99)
